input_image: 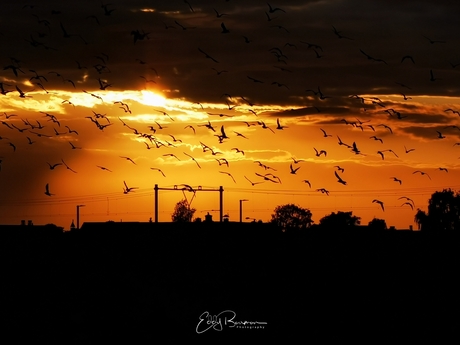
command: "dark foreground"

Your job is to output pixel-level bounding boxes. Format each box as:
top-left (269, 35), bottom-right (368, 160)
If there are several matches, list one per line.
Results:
top-left (2, 222), bottom-right (460, 343)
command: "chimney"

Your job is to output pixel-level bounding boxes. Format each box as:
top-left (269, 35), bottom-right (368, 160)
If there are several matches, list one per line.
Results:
top-left (21, 220), bottom-right (26, 226)
top-left (27, 220), bottom-right (33, 226)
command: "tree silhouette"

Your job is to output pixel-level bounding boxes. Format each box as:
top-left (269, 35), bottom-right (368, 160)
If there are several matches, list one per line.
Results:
top-left (368, 217), bottom-right (387, 231)
top-left (270, 203), bottom-right (313, 232)
top-left (319, 211), bottom-right (361, 229)
top-left (171, 199), bottom-right (196, 222)
top-left (416, 189), bottom-right (460, 231)
top-left (414, 209), bottom-right (428, 231)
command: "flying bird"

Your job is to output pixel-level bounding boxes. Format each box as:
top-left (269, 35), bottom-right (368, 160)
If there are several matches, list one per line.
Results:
top-left (184, 152), bottom-right (201, 168)
top-left (47, 162), bottom-right (62, 170)
top-left (198, 48), bottom-right (219, 63)
top-left (220, 22), bottom-right (230, 34)
top-left (290, 163), bottom-right (300, 174)
top-left (390, 177), bottom-right (402, 185)
top-left (97, 165), bottom-right (112, 172)
top-left (244, 175), bottom-right (264, 186)
top-left (413, 170), bottom-right (431, 180)
top-left (219, 171), bottom-right (236, 183)
top-left (317, 188), bottom-right (330, 196)
top-left (44, 183), bottom-right (54, 196)
top-left (404, 145), bottom-right (415, 153)
top-left (267, 3), bottom-right (286, 13)
top-left (123, 181), bottom-right (138, 194)
top-left (150, 167), bottom-right (166, 177)
top-left (314, 148), bottom-right (327, 157)
top-left (372, 199), bottom-right (384, 211)
top-left (335, 171), bottom-right (347, 185)
top-left (61, 159), bottom-right (77, 173)
top-left (320, 128), bottom-right (332, 137)
top-left (120, 156), bottom-right (136, 164)
top-left (401, 202), bottom-right (414, 210)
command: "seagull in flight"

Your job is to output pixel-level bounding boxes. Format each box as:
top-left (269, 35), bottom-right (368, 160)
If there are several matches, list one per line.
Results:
top-left (44, 183), bottom-right (54, 196)
top-left (123, 181), bottom-right (138, 194)
top-left (292, 157), bottom-right (305, 164)
top-left (184, 125), bottom-right (196, 134)
top-left (244, 175), bottom-right (264, 186)
top-left (61, 159), bottom-right (77, 173)
top-left (97, 165), bottom-right (112, 172)
top-left (404, 145), bottom-right (415, 153)
top-left (398, 196), bottom-right (415, 206)
top-left (150, 167), bottom-right (166, 177)
top-left (401, 202), bottom-right (414, 210)
top-left (47, 162), bottom-right (62, 170)
top-left (163, 153), bottom-right (180, 161)
top-left (290, 163), bottom-right (300, 174)
top-left (335, 171), bottom-right (347, 185)
top-left (316, 188), bottom-right (330, 196)
top-left (120, 156), bottom-right (136, 164)
top-left (184, 152), bottom-right (201, 168)
top-left (320, 128), bottom-right (332, 137)
top-left (413, 170), bottom-right (431, 180)
top-left (267, 3), bottom-right (286, 13)
top-left (390, 177), bottom-right (402, 185)
top-left (372, 199), bottom-right (384, 211)
top-left (219, 171), bottom-right (236, 183)
top-left (314, 148), bottom-right (327, 157)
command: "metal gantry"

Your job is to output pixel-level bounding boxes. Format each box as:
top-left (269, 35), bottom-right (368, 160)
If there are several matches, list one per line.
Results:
top-left (154, 184), bottom-right (224, 222)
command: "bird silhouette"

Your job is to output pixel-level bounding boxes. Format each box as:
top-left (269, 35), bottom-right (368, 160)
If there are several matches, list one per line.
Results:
top-left (320, 128), bottom-right (331, 137)
top-left (219, 171), bottom-right (236, 183)
top-left (335, 171), bottom-right (347, 185)
top-left (221, 22), bottom-right (230, 34)
top-left (244, 175), bottom-right (264, 186)
top-left (123, 181), bottom-right (138, 194)
top-left (317, 188), bottom-right (330, 196)
top-left (44, 183), bottom-right (54, 196)
top-left (267, 3), bottom-right (286, 13)
top-left (61, 159), bottom-right (77, 173)
top-left (314, 148), bottom-right (327, 157)
top-left (184, 152), bottom-right (201, 168)
top-left (372, 199), bottom-right (384, 211)
top-left (413, 170), bottom-right (431, 180)
top-left (401, 202), bottom-right (414, 210)
top-left (120, 156), bottom-right (136, 164)
top-left (390, 177), bottom-right (402, 185)
top-left (97, 165), bottom-right (112, 172)
top-left (290, 163), bottom-right (300, 174)
top-left (302, 180), bottom-right (311, 188)
top-left (150, 168), bottom-right (166, 177)
top-left (47, 162), bottom-right (62, 170)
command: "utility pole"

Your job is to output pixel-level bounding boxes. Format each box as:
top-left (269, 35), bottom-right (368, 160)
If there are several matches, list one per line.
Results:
top-left (76, 204), bottom-right (85, 229)
top-left (239, 199), bottom-right (248, 222)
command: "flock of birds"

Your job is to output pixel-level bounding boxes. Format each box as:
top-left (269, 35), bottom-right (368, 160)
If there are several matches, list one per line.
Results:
top-left (0, 1), bottom-right (459, 224)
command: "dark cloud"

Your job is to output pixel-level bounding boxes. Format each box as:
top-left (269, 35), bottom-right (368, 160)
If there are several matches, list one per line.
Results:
top-left (1, 0), bottom-right (459, 103)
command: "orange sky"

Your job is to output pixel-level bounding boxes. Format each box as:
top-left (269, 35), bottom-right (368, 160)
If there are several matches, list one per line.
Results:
top-left (1, 1), bottom-right (460, 229)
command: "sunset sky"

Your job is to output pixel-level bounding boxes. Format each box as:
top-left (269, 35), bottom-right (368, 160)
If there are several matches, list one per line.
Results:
top-left (1, 0), bottom-right (460, 229)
